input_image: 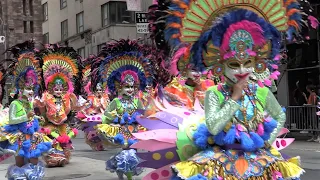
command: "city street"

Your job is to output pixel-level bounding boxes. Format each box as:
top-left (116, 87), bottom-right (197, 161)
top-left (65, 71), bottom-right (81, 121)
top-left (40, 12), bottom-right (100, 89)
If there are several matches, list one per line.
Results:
top-left (1, 138), bottom-right (320, 180)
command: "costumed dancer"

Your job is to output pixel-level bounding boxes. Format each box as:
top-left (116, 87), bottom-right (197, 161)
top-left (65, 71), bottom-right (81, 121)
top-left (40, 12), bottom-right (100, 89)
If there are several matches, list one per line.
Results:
top-left (148, 0), bottom-right (214, 110)
top-left (94, 39), bottom-right (153, 180)
top-left (138, 44), bottom-right (172, 109)
top-left (34, 44), bottom-right (84, 167)
top-left (0, 41), bottom-right (51, 180)
top-left (0, 62), bottom-right (14, 163)
top-left (76, 55), bottom-right (110, 151)
top-left (130, 0), bottom-right (318, 179)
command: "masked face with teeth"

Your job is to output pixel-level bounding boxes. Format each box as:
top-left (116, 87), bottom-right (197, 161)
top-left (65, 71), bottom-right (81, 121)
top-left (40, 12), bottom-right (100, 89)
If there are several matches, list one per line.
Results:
top-left (120, 75), bottom-right (136, 97)
top-left (53, 79), bottom-right (64, 97)
top-left (22, 76), bottom-right (36, 101)
top-left (95, 83), bottom-right (104, 97)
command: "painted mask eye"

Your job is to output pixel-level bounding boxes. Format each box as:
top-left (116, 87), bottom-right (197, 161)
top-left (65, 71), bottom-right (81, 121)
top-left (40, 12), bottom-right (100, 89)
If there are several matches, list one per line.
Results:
top-left (244, 60), bottom-right (253, 68)
top-left (227, 61), bottom-right (241, 69)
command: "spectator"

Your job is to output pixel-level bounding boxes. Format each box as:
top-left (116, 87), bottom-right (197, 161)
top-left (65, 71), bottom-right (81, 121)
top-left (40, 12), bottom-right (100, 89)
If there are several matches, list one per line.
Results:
top-left (293, 81), bottom-right (307, 105)
top-left (306, 84), bottom-right (317, 105)
top-left (305, 84), bottom-right (319, 142)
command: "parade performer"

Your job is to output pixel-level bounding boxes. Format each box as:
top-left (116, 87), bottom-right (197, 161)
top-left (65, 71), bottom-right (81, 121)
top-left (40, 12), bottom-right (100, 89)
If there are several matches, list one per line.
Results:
top-left (148, 0), bottom-right (214, 110)
top-left (0, 41), bottom-right (51, 179)
top-left (94, 39), bottom-right (153, 180)
top-left (34, 44), bottom-right (83, 167)
top-left (130, 0), bottom-right (318, 179)
top-left (138, 45), bottom-right (172, 109)
top-left (77, 55), bottom-right (110, 151)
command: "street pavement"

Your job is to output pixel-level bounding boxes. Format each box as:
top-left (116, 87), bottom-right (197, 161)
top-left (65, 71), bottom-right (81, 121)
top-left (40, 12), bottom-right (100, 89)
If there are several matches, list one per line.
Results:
top-left (1, 139), bottom-right (320, 180)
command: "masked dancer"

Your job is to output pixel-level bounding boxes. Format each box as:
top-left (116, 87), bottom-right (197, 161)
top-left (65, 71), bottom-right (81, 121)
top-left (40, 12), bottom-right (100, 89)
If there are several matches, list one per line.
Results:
top-left (130, 0), bottom-right (318, 179)
top-left (0, 41), bottom-right (51, 180)
top-left (34, 44), bottom-right (84, 167)
top-left (94, 39), bottom-right (154, 180)
top-left (77, 55), bottom-right (110, 151)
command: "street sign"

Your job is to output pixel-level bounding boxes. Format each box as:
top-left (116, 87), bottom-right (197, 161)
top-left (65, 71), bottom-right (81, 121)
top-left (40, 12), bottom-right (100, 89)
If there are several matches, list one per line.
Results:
top-left (135, 12), bottom-right (149, 34)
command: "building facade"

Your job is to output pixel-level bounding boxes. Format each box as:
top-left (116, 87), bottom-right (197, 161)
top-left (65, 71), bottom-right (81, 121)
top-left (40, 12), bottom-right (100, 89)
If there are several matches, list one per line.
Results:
top-left (42, 0), bottom-right (152, 58)
top-left (0, 0), bottom-right (43, 104)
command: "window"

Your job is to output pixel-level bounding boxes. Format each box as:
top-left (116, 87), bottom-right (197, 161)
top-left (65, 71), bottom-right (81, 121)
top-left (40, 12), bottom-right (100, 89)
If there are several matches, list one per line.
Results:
top-left (23, 0), bottom-right (26, 15)
top-left (78, 47), bottom-right (85, 58)
top-left (102, 2), bottom-right (135, 26)
top-left (98, 44), bottom-right (104, 52)
top-left (101, 3), bottom-right (108, 26)
top-left (60, 0), bottom-right (67, 9)
top-left (61, 20), bottom-right (68, 40)
top-left (43, 33), bottom-right (49, 44)
top-left (30, 21), bottom-right (34, 33)
top-left (29, 0), bottom-right (33, 16)
top-left (43, 2), bottom-right (48, 21)
top-left (23, 21), bottom-right (27, 33)
top-left (76, 12), bottom-right (84, 33)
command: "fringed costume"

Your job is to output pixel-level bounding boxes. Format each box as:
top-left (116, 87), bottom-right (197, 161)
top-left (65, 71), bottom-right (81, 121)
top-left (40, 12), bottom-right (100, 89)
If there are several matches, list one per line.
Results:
top-left (77, 55), bottom-right (110, 151)
top-left (93, 39), bottom-right (154, 180)
top-left (130, 0), bottom-right (318, 179)
top-left (34, 44), bottom-right (83, 167)
top-left (0, 41), bottom-right (51, 180)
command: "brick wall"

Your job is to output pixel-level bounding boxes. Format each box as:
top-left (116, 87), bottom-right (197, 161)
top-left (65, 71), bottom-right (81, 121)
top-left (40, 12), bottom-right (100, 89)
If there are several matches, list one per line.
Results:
top-left (0, 0), bottom-right (43, 56)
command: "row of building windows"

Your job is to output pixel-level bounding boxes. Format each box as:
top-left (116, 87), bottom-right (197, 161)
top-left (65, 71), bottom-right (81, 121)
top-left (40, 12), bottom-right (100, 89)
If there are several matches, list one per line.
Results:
top-left (42, 1), bottom-right (135, 41)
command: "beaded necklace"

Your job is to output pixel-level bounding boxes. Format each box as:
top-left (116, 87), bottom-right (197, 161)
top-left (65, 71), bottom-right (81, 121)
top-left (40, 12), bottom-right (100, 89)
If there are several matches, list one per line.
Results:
top-left (219, 83), bottom-right (260, 129)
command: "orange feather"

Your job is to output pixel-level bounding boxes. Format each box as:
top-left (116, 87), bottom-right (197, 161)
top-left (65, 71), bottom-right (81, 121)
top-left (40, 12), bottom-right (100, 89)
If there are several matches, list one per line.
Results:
top-left (284, 0), bottom-right (297, 7)
top-left (288, 20), bottom-right (300, 29)
top-left (286, 9), bottom-right (300, 17)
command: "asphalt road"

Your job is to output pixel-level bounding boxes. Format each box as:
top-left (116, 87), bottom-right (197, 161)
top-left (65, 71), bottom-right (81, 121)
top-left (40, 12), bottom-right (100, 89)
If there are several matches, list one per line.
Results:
top-left (1, 139), bottom-right (320, 179)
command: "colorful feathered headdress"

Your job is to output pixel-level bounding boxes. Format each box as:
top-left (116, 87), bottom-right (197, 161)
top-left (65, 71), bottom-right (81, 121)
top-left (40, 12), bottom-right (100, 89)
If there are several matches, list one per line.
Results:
top-left (3, 40), bottom-right (42, 96)
top-left (92, 39), bottom-right (153, 95)
top-left (82, 55), bottom-right (103, 96)
top-left (39, 44), bottom-right (81, 94)
top-left (162, 0), bottom-right (318, 87)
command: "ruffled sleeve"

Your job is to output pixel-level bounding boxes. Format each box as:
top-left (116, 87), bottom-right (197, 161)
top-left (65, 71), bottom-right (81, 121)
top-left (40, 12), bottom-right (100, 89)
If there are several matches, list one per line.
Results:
top-left (8, 102), bottom-right (28, 125)
top-left (102, 99), bottom-right (118, 124)
top-left (205, 90), bottom-right (240, 135)
top-left (265, 90), bottom-right (286, 144)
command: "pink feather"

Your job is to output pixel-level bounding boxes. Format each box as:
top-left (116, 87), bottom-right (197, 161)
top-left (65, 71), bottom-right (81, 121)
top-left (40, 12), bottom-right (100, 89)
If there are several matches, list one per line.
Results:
top-left (264, 79), bottom-right (272, 86)
top-left (257, 123), bottom-right (264, 136)
top-left (72, 128), bottom-right (78, 136)
top-left (67, 80), bottom-right (74, 93)
top-left (269, 74), bottom-right (278, 80)
top-left (271, 64), bottom-right (278, 69)
top-left (25, 70), bottom-right (37, 86)
top-left (257, 80), bottom-right (264, 87)
top-left (221, 20), bottom-right (265, 52)
top-left (273, 71), bottom-right (280, 76)
top-left (84, 81), bottom-right (92, 95)
top-left (273, 54), bottom-right (281, 61)
top-left (121, 70), bottom-right (139, 83)
top-left (246, 49), bottom-right (257, 56)
top-left (223, 51), bottom-right (236, 60)
top-left (308, 15), bottom-right (319, 29)
top-left (56, 134), bottom-right (70, 144)
top-left (170, 47), bottom-right (188, 75)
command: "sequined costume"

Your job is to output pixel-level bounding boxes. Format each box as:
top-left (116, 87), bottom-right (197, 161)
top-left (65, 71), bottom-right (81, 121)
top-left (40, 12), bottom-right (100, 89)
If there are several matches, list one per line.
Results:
top-left (129, 0), bottom-right (318, 179)
top-left (34, 44), bottom-right (83, 167)
top-left (0, 41), bottom-right (51, 180)
top-left (93, 39), bottom-right (154, 180)
top-left (76, 55), bottom-right (110, 151)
